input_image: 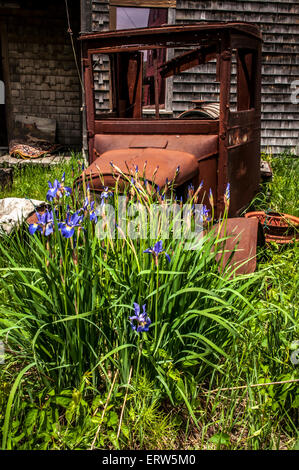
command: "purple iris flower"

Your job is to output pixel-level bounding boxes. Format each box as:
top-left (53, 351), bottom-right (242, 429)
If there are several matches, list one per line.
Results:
top-left (63, 185), bottom-right (72, 197)
top-left (192, 204), bottom-right (211, 223)
top-left (46, 173), bottom-right (72, 201)
top-left (83, 196), bottom-right (89, 212)
top-left (224, 183), bottom-right (230, 205)
top-left (46, 179), bottom-right (60, 202)
top-left (129, 303), bottom-right (151, 333)
top-left (208, 188), bottom-right (214, 207)
top-left (59, 211), bottom-right (83, 238)
top-left (29, 209), bottom-right (54, 236)
top-left (89, 201), bottom-right (98, 223)
top-left (188, 183), bottom-right (194, 198)
top-left (60, 172), bottom-right (72, 197)
top-left (144, 240), bottom-right (171, 263)
top-left (203, 205), bottom-right (210, 221)
top-left (83, 189), bottom-right (97, 222)
top-left (101, 187), bottom-right (113, 201)
top-left (200, 204), bottom-right (211, 223)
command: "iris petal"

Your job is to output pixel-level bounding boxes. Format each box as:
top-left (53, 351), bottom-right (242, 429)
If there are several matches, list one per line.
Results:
top-left (165, 253), bottom-right (171, 263)
top-left (64, 186), bottom-right (72, 196)
top-left (45, 224), bottom-right (54, 237)
top-left (29, 223), bottom-right (39, 235)
top-left (61, 225), bottom-right (74, 238)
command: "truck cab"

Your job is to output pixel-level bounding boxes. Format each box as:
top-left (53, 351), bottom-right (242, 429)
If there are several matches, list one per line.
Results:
top-left (79, 22), bottom-right (262, 217)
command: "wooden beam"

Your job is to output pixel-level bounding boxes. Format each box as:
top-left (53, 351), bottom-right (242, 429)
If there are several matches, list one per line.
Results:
top-left (159, 44), bottom-right (218, 78)
top-left (109, 6), bottom-right (117, 31)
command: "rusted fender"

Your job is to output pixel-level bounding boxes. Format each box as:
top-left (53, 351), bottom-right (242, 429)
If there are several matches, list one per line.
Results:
top-left (213, 217), bottom-right (265, 275)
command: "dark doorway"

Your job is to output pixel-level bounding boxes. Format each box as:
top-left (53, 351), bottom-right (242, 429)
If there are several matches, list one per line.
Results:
top-left (0, 35), bottom-right (7, 148)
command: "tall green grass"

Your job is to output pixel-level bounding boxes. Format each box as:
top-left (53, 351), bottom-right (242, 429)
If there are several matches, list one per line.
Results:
top-left (0, 152), bottom-right (81, 200)
top-left (0, 152), bottom-right (297, 450)
top-left (246, 151), bottom-right (299, 217)
top-left (0, 168), bottom-right (264, 448)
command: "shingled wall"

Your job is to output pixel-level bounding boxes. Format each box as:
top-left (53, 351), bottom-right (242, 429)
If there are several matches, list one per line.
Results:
top-left (2, 3), bottom-right (81, 147)
top-left (174, 1), bottom-right (299, 154)
top-left (91, 0), bottom-right (299, 154)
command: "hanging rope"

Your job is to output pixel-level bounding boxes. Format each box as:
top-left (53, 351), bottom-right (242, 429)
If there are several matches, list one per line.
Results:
top-left (64, 0), bottom-right (88, 163)
top-left (64, 0), bottom-right (84, 92)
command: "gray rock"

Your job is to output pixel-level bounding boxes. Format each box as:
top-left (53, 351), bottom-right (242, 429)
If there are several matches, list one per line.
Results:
top-left (0, 197), bottom-right (45, 235)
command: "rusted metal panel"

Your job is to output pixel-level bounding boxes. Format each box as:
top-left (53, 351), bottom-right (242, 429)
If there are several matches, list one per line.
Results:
top-left (94, 120), bottom-right (219, 135)
top-left (93, 134), bottom-right (218, 160)
top-left (129, 136), bottom-right (168, 148)
top-left (227, 140), bottom-right (260, 216)
top-left (214, 217), bottom-right (265, 275)
top-left (228, 126), bottom-right (258, 148)
top-left (228, 109), bottom-right (259, 128)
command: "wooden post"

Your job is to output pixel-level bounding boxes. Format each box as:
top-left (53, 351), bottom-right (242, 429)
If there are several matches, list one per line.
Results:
top-left (217, 32), bottom-right (231, 218)
top-left (153, 50), bottom-right (160, 119)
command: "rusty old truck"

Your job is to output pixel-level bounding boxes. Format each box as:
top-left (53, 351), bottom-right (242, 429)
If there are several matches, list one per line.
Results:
top-left (79, 21), bottom-right (262, 218)
top-left (77, 22), bottom-right (263, 273)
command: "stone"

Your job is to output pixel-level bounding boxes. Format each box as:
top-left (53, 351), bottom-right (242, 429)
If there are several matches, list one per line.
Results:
top-left (0, 197), bottom-right (45, 235)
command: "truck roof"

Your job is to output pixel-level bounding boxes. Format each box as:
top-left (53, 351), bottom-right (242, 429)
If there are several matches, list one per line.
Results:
top-left (79, 21), bottom-right (262, 43)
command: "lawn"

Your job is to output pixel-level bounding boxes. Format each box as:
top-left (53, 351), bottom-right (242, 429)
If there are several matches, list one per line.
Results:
top-left (0, 152), bottom-right (298, 450)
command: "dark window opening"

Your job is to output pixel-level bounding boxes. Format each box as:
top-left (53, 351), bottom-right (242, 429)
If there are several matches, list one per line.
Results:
top-left (110, 7), bottom-right (168, 108)
top-left (93, 42), bottom-right (221, 121)
top-left (237, 49), bottom-right (257, 111)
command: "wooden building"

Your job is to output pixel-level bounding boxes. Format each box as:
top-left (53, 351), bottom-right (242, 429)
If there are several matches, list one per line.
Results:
top-left (0, 1), bottom-right (298, 155)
